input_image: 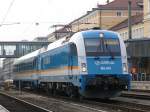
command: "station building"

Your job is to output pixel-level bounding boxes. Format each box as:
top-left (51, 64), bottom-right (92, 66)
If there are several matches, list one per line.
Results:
top-left (109, 14), bottom-right (147, 80)
top-left (47, 0), bottom-right (143, 42)
top-left (70, 0), bottom-right (143, 32)
top-left (109, 14), bottom-right (144, 40)
top-left (109, 0), bottom-right (150, 82)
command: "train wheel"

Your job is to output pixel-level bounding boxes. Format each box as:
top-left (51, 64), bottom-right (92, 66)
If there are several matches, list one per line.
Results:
top-left (52, 83), bottom-right (57, 96)
top-left (66, 86), bottom-right (72, 98)
top-left (67, 86), bottom-right (78, 98)
top-left (51, 89), bottom-right (56, 96)
top-left (78, 88), bottom-right (85, 101)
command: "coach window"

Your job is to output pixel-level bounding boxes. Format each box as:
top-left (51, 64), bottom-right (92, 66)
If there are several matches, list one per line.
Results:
top-left (33, 59), bottom-right (37, 69)
top-left (14, 65), bottom-right (17, 72)
top-left (19, 64), bottom-right (21, 72)
top-left (43, 56), bottom-right (50, 65)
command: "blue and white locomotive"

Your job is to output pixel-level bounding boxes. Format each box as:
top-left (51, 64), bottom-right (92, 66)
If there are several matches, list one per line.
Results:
top-left (13, 29), bottom-right (131, 99)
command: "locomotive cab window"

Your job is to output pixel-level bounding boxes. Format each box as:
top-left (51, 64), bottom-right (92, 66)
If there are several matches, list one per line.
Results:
top-left (84, 38), bottom-right (121, 56)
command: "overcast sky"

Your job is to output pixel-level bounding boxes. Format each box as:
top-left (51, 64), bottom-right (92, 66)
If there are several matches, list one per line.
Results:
top-left (0, 0), bottom-right (113, 41)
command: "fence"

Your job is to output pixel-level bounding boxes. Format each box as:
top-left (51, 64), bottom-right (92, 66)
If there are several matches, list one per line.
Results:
top-left (132, 73), bottom-right (150, 81)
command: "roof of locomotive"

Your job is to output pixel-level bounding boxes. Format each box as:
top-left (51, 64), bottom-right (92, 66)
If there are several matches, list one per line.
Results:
top-left (47, 29), bottom-right (119, 50)
top-left (81, 30), bottom-right (119, 39)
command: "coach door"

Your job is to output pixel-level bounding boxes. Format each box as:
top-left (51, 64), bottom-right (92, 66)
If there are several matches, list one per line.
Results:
top-left (68, 44), bottom-right (73, 80)
top-left (68, 43), bottom-right (78, 80)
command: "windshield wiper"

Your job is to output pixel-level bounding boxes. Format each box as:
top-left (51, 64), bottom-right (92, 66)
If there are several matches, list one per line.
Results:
top-left (95, 38), bottom-right (103, 57)
top-left (105, 43), bottom-right (114, 60)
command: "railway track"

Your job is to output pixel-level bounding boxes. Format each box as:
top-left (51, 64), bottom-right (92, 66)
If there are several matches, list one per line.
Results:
top-left (35, 91), bottom-right (150, 112)
top-left (1, 89), bottom-right (150, 112)
top-left (83, 99), bottom-right (150, 112)
top-left (0, 92), bottom-right (51, 112)
top-left (0, 90), bottom-right (111, 112)
top-left (45, 94), bottom-right (150, 112)
top-left (36, 90), bottom-right (150, 112)
top-left (121, 91), bottom-right (150, 100)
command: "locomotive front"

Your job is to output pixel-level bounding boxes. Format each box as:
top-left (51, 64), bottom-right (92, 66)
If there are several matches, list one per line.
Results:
top-left (77, 30), bottom-right (131, 98)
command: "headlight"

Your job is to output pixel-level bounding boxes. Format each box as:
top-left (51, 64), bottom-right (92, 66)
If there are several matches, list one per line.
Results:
top-left (81, 63), bottom-right (87, 72)
top-left (123, 63), bottom-right (128, 72)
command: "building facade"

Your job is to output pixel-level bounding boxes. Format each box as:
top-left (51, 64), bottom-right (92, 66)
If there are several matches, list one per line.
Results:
top-left (110, 14), bottom-right (144, 40)
top-left (70, 0), bottom-right (143, 32)
top-left (144, 0), bottom-right (150, 37)
top-left (109, 0), bottom-right (150, 81)
top-left (47, 0), bottom-right (143, 42)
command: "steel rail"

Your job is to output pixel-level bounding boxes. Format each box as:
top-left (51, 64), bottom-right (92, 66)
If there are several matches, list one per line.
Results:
top-left (0, 92), bottom-right (52, 112)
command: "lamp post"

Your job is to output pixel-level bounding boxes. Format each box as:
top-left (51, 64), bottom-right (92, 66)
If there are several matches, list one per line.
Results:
top-left (128, 0), bottom-right (132, 39)
top-left (99, 10), bottom-right (102, 29)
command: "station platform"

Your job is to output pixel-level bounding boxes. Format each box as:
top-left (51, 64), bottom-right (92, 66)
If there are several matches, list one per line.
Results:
top-left (131, 81), bottom-right (150, 90)
top-left (0, 105), bottom-right (9, 112)
top-left (122, 90), bottom-right (150, 96)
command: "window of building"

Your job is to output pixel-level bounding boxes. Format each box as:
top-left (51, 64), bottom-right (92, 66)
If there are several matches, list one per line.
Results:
top-left (120, 33), bottom-right (122, 37)
top-left (133, 29), bottom-right (136, 38)
top-left (123, 33), bottom-right (126, 40)
top-left (139, 27), bottom-right (144, 38)
top-left (117, 11), bottom-right (122, 16)
top-left (136, 29), bottom-right (139, 38)
top-left (141, 27), bottom-right (144, 37)
top-left (125, 32), bottom-right (128, 39)
top-left (133, 28), bottom-right (144, 39)
top-left (149, 0), bottom-right (150, 13)
top-left (121, 33), bottom-right (124, 40)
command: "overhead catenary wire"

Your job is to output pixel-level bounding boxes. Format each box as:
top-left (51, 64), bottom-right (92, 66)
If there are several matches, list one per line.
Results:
top-left (0, 0), bottom-right (15, 25)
